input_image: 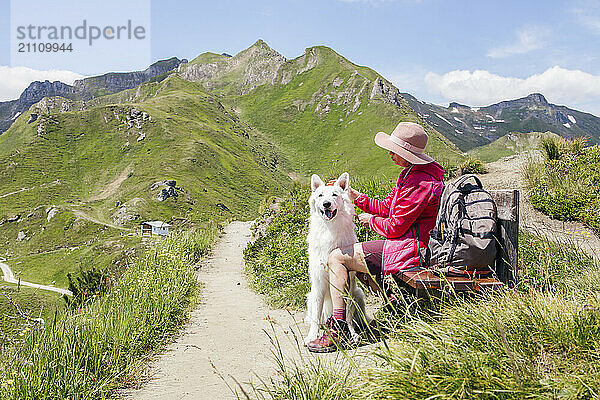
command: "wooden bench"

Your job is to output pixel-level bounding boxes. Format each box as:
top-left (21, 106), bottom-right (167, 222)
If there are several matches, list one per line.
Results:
top-left (395, 189), bottom-right (519, 298)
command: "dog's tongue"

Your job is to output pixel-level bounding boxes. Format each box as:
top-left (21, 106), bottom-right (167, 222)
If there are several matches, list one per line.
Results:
top-left (324, 209), bottom-right (333, 220)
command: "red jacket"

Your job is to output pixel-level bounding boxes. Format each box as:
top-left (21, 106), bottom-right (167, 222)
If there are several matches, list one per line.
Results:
top-left (354, 161), bottom-right (444, 274)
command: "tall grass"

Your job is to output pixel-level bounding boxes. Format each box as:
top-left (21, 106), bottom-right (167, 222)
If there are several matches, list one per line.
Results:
top-left (525, 137), bottom-right (600, 232)
top-left (0, 226), bottom-right (219, 399)
top-left (363, 290), bottom-right (600, 399)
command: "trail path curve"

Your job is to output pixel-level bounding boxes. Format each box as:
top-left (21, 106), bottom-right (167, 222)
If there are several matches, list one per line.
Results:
top-left (0, 259), bottom-right (72, 296)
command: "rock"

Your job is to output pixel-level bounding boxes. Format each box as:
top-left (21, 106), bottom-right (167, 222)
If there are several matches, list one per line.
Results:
top-left (28, 113), bottom-right (38, 123)
top-left (46, 207), bottom-right (59, 222)
top-left (17, 231), bottom-right (27, 241)
top-left (137, 132), bottom-right (145, 142)
top-left (151, 180), bottom-right (177, 190)
top-left (216, 203), bottom-right (230, 212)
top-left (112, 206), bottom-right (140, 225)
top-left (157, 187), bottom-right (177, 201)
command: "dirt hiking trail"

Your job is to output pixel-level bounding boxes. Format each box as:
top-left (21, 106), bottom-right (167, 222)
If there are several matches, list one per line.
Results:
top-left (479, 152), bottom-right (600, 261)
top-left (122, 221), bottom-right (349, 400)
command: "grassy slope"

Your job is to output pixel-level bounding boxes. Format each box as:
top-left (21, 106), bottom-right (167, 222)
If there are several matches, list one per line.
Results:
top-left (181, 44), bottom-right (464, 181)
top-left (0, 75), bottom-right (289, 221)
top-left (469, 131), bottom-right (561, 163)
top-left (0, 75), bottom-right (291, 332)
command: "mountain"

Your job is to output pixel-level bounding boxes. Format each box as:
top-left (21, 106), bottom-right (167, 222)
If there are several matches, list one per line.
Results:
top-left (401, 92), bottom-right (600, 151)
top-left (0, 57), bottom-right (186, 135)
top-left (177, 40), bottom-right (463, 177)
top-left (0, 40), bottom-right (464, 291)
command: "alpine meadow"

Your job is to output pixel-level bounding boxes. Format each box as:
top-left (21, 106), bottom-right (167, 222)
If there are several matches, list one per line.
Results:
top-left (1, 35), bottom-right (599, 400)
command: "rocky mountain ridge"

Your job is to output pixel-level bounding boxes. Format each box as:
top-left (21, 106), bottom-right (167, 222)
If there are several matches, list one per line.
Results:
top-left (401, 92), bottom-right (600, 151)
top-left (0, 57), bottom-right (185, 134)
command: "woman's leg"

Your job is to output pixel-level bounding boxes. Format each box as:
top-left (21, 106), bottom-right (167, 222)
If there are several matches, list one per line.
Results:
top-left (327, 242), bottom-right (370, 314)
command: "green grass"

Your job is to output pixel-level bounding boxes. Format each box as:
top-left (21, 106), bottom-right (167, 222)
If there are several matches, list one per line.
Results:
top-left (0, 75), bottom-right (290, 328)
top-left (0, 284), bottom-right (64, 347)
top-left (525, 137), bottom-right (600, 233)
top-left (0, 225), bottom-right (218, 399)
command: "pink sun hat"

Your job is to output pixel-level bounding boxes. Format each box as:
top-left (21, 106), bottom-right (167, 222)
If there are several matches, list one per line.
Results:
top-left (374, 121), bottom-right (434, 165)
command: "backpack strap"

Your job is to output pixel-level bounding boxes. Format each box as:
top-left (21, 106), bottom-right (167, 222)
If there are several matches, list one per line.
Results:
top-left (453, 174), bottom-right (483, 190)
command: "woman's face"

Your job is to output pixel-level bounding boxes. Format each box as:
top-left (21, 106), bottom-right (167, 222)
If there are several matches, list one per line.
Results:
top-left (389, 151), bottom-right (411, 167)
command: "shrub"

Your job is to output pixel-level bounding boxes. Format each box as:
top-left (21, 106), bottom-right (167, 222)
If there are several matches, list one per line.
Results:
top-left (248, 228), bottom-right (600, 399)
top-left (459, 157), bottom-right (487, 175)
top-left (64, 265), bottom-right (109, 309)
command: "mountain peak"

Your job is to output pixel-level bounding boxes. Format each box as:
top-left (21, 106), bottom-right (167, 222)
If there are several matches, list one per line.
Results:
top-left (525, 93), bottom-right (548, 105)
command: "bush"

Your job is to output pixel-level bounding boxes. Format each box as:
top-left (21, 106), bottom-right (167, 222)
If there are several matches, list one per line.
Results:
top-left (0, 226), bottom-right (219, 399)
top-left (459, 157), bottom-right (487, 175)
top-left (64, 265), bottom-right (109, 309)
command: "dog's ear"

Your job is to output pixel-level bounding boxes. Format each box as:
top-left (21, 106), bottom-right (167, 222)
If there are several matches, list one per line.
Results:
top-left (335, 172), bottom-right (350, 191)
top-left (311, 174), bottom-right (324, 192)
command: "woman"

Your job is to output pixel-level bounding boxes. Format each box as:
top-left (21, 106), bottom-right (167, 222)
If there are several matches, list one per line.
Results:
top-left (307, 121), bottom-right (445, 353)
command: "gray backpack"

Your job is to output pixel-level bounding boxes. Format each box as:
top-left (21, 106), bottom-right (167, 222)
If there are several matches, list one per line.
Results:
top-left (427, 174), bottom-right (497, 272)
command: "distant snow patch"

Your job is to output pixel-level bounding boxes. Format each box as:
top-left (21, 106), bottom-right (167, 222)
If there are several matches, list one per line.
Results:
top-left (450, 107), bottom-right (459, 113)
top-left (434, 113), bottom-right (453, 125)
top-left (563, 123), bottom-right (571, 128)
top-left (495, 119), bottom-right (506, 123)
top-left (455, 129), bottom-right (463, 134)
top-left (568, 115), bottom-right (576, 124)
top-left (453, 116), bottom-right (464, 124)
top-left (471, 107), bottom-right (480, 112)
top-left (11, 112), bottom-right (21, 120)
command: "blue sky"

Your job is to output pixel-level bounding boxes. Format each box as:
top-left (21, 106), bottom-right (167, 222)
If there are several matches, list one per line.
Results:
top-left (2, 0), bottom-right (600, 115)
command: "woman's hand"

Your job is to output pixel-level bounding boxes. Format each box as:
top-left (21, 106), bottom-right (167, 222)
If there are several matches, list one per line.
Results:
top-left (348, 187), bottom-right (362, 202)
top-left (357, 213), bottom-right (373, 227)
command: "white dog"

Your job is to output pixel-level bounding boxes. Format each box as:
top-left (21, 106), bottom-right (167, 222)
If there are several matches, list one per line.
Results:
top-left (304, 172), bottom-right (367, 345)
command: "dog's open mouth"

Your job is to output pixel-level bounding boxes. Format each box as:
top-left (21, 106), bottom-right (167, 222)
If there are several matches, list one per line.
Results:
top-left (321, 209), bottom-right (338, 221)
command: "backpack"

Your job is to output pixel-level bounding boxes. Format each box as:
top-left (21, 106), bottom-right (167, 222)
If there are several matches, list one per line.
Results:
top-left (427, 174), bottom-right (497, 272)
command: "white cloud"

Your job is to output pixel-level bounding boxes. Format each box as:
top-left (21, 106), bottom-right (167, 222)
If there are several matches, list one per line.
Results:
top-left (0, 66), bottom-right (85, 102)
top-left (425, 66), bottom-right (600, 111)
top-left (486, 26), bottom-right (547, 58)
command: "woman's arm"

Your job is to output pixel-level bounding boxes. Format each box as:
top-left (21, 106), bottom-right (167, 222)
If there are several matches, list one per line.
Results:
top-left (353, 186), bottom-right (395, 217)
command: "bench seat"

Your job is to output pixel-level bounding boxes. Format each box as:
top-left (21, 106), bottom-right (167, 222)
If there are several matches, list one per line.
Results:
top-left (395, 270), bottom-right (504, 295)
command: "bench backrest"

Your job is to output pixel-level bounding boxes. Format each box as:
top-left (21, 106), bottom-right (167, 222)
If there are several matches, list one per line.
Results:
top-left (489, 190), bottom-right (519, 284)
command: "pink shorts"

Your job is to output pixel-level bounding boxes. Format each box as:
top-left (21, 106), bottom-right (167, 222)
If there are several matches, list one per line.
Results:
top-left (361, 240), bottom-right (385, 287)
